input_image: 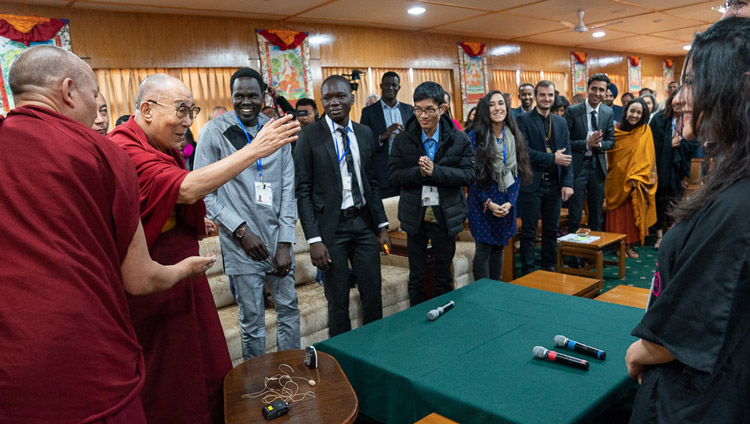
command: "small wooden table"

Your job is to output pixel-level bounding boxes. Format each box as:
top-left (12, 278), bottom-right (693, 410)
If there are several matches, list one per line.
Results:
top-left (509, 270), bottom-right (601, 298)
top-left (416, 413), bottom-right (461, 424)
top-left (557, 231), bottom-right (626, 281)
top-left (224, 350), bottom-right (358, 424)
top-left (595, 285), bottom-right (650, 309)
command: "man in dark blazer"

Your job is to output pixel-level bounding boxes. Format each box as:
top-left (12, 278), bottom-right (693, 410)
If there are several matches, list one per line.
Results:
top-left (389, 82), bottom-right (475, 306)
top-left (516, 80), bottom-right (574, 275)
top-left (565, 73), bottom-right (615, 240)
top-left (295, 75), bottom-right (391, 337)
top-left (360, 71), bottom-right (414, 198)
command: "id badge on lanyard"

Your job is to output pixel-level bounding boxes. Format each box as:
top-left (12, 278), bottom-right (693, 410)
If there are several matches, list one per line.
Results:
top-left (255, 181), bottom-right (273, 207)
top-left (421, 186), bottom-right (440, 206)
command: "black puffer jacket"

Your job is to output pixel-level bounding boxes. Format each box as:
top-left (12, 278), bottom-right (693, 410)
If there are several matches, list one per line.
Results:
top-left (388, 114), bottom-right (476, 236)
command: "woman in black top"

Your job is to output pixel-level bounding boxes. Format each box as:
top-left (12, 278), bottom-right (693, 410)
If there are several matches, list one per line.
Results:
top-left (625, 17), bottom-right (750, 423)
top-left (648, 87), bottom-right (697, 249)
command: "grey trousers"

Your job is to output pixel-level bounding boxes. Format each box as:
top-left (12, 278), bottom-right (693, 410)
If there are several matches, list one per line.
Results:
top-left (232, 266), bottom-right (301, 359)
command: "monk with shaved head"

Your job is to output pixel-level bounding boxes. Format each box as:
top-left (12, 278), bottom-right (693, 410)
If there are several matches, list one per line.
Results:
top-left (0, 45), bottom-right (217, 422)
top-left (109, 73), bottom-right (300, 423)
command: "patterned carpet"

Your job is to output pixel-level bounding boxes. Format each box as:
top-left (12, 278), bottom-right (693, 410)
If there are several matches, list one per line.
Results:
top-left (516, 234), bottom-right (660, 294)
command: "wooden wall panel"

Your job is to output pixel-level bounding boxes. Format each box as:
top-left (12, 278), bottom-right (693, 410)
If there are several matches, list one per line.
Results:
top-left (1, 2), bottom-right (684, 121)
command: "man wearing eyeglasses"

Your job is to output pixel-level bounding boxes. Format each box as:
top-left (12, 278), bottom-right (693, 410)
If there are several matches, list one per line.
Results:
top-left (193, 68), bottom-right (300, 361)
top-left (389, 82), bottom-right (475, 306)
top-left (109, 73), bottom-right (300, 423)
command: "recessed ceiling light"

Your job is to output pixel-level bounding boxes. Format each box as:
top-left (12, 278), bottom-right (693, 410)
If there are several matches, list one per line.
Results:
top-left (683, 45), bottom-right (691, 51)
top-left (408, 6), bottom-right (426, 15)
top-left (592, 31), bottom-right (606, 38)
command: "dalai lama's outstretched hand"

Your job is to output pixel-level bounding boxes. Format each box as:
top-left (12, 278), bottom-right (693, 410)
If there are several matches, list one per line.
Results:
top-left (179, 254), bottom-right (218, 278)
top-left (246, 114), bottom-right (301, 158)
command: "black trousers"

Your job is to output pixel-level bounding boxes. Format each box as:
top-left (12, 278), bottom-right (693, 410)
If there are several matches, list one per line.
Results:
top-left (407, 220), bottom-right (455, 306)
top-left (473, 241), bottom-right (504, 281)
top-left (518, 179), bottom-right (562, 275)
top-left (323, 209), bottom-right (382, 337)
top-left (568, 159), bottom-right (605, 232)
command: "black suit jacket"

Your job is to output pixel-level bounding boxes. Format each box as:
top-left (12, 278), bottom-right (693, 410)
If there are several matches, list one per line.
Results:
top-left (294, 118), bottom-right (388, 246)
top-left (360, 101), bottom-right (414, 190)
top-left (516, 109), bottom-right (574, 193)
top-left (565, 102), bottom-right (615, 178)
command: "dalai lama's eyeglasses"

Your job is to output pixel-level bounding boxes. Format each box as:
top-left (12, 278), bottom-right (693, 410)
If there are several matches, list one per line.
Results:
top-left (147, 100), bottom-right (201, 120)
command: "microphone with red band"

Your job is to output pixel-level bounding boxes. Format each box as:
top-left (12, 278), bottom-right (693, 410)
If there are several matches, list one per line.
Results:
top-left (533, 346), bottom-right (590, 370)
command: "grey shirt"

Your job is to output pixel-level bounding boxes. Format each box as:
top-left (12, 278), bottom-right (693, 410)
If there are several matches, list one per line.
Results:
top-left (194, 111), bottom-right (296, 275)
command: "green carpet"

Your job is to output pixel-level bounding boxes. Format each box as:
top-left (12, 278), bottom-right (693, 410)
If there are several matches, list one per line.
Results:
top-left (516, 234), bottom-right (659, 294)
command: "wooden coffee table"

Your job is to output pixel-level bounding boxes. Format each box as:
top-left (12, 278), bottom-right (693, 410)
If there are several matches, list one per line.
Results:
top-left (595, 285), bottom-right (650, 309)
top-left (557, 231), bottom-right (626, 281)
top-left (415, 413), bottom-right (461, 424)
top-left (510, 270), bottom-right (601, 298)
top-left (224, 350), bottom-right (357, 424)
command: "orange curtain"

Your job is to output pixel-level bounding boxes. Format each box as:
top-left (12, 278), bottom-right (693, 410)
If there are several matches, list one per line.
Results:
top-left (545, 71), bottom-right (569, 100)
top-left (411, 68), bottom-right (454, 119)
top-left (607, 74), bottom-right (628, 106)
top-left (491, 70), bottom-right (518, 107)
top-left (520, 70), bottom-right (541, 87)
top-left (95, 67), bottom-right (235, 137)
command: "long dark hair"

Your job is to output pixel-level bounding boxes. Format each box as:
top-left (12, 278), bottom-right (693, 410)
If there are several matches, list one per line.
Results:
top-left (474, 90), bottom-right (532, 188)
top-left (671, 17), bottom-right (750, 221)
top-left (661, 85), bottom-right (681, 119)
top-left (618, 98), bottom-right (650, 131)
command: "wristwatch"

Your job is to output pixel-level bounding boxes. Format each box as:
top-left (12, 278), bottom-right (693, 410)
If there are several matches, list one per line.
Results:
top-left (234, 223), bottom-right (247, 240)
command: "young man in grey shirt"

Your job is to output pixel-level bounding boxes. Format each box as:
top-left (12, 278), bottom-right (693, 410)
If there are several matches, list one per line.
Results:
top-left (194, 68), bottom-right (300, 359)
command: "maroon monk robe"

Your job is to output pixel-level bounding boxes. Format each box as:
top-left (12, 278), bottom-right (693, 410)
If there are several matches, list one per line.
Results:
top-left (0, 106), bottom-right (146, 423)
top-left (109, 117), bottom-right (232, 424)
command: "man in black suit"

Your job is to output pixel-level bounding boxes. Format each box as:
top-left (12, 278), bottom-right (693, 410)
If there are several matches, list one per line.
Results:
top-left (389, 82), bottom-right (475, 306)
top-left (360, 71), bottom-right (414, 198)
top-left (295, 75), bottom-right (391, 337)
top-left (516, 80), bottom-right (574, 275)
top-left (565, 73), bottom-right (615, 239)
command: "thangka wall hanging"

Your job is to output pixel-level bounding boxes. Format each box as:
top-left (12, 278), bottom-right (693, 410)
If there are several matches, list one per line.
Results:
top-left (457, 42), bottom-right (489, 117)
top-left (256, 30), bottom-right (313, 105)
top-left (571, 51), bottom-right (587, 95)
top-left (663, 58), bottom-right (674, 97)
top-left (628, 56), bottom-right (642, 93)
top-left (0, 14), bottom-right (71, 114)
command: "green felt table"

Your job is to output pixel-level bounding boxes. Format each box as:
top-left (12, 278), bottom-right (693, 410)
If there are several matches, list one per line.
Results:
top-left (315, 279), bottom-right (645, 424)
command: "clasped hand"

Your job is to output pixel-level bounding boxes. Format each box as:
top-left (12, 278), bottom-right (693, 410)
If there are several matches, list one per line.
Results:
top-left (419, 156), bottom-right (434, 177)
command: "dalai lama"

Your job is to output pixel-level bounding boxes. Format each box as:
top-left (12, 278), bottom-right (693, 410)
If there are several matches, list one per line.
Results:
top-left (109, 73), bottom-right (299, 423)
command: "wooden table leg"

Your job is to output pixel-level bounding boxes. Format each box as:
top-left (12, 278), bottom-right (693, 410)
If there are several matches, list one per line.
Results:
top-left (596, 251), bottom-right (604, 282)
top-left (618, 241), bottom-right (626, 279)
top-left (557, 248), bottom-right (564, 273)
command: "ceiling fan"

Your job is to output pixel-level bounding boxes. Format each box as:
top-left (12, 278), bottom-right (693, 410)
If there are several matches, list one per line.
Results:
top-left (561, 10), bottom-right (623, 33)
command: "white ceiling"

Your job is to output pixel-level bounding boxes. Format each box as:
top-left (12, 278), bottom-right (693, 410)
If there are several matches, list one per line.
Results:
top-left (26, 0), bottom-right (723, 56)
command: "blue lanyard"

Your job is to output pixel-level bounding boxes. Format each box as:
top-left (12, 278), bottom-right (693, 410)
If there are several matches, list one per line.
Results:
top-left (496, 128), bottom-right (506, 167)
top-left (335, 126), bottom-right (351, 163)
top-left (672, 118), bottom-right (677, 133)
top-left (236, 114), bottom-right (264, 182)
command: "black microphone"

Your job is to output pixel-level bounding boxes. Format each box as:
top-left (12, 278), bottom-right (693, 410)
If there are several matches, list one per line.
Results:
top-left (554, 335), bottom-right (607, 360)
top-left (427, 301), bottom-right (454, 321)
top-left (532, 346), bottom-right (589, 370)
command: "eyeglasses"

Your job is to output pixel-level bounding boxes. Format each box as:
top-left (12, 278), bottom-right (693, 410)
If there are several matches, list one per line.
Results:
top-left (147, 100), bottom-right (201, 120)
top-left (413, 107), bottom-right (440, 116)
